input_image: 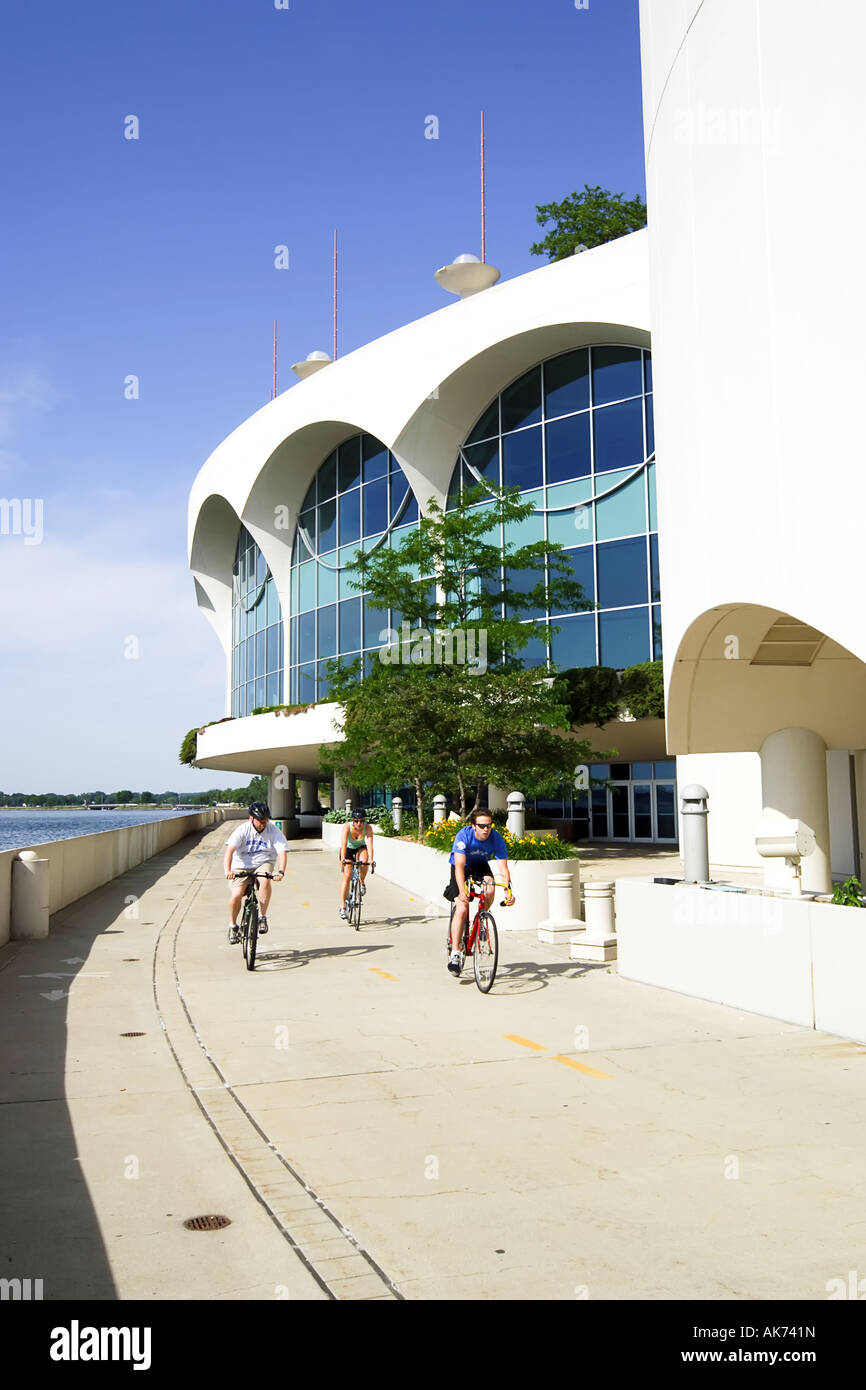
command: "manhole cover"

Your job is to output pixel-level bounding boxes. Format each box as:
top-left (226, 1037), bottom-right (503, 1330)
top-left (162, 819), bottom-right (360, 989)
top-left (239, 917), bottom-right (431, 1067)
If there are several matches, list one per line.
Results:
top-left (184, 1215), bottom-right (231, 1231)
top-left (120, 1031), bottom-right (146, 1037)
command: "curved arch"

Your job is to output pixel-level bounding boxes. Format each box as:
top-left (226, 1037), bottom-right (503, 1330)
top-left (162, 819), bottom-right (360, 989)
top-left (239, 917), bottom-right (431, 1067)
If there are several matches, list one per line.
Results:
top-left (189, 493), bottom-right (243, 655)
top-left (667, 602), bottom-right (866, 754)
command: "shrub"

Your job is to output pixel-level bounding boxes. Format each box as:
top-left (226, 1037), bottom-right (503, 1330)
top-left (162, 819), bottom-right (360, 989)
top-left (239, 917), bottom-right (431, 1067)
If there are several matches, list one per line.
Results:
top-left (422, 819), bottom-right (577, 860)
top-left (620, 661), bottom-right (665, 719)
top-left (830, 876), bottom-right (865, 907)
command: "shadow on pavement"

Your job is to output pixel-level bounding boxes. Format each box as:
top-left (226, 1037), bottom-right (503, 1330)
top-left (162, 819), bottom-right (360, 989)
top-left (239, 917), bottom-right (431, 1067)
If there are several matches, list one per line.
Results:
top-left (483, 957), bottom-right (613, 995)
top-left (253, 942), bottom-right (396, 971)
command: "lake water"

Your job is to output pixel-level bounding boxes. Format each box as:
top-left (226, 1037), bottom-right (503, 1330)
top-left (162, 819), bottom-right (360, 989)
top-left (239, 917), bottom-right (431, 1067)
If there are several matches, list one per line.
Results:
top-left (0, 808), bottom-right (211, 853)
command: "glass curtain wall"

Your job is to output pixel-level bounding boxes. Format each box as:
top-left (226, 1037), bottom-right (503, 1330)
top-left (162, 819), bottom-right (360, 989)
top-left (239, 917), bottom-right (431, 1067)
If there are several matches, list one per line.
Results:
top-left (447, 344), bottom-right (659, 668)
top-left (288, 434), bottom-right (420, 703)
top-left (231, 524), bottom-right (284, 716)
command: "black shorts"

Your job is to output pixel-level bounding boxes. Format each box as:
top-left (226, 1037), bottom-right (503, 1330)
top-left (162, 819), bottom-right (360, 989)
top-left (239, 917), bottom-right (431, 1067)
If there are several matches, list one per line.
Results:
top-left (343, 845), bottom-right (369, 862)
top-left (443, 862), bottom-right (492, 901)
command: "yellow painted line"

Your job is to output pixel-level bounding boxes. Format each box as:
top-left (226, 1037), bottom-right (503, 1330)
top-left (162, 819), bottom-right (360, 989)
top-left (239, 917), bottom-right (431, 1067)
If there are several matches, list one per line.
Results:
top-left (369, 968), bottom-right (399, 982)
top-left (503, 1034), bottom-right (546, 1052)
top-left (550, 1053), bottom-right (613, 1080)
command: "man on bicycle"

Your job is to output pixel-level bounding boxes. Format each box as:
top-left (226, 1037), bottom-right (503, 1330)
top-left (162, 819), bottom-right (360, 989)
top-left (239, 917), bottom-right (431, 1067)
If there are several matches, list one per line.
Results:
top-left (444, 807), bottom-right (514, 975)
top-left (338, 809), bottom-right (374, 919)
top-left (224, 801), bottom-right (288, 943)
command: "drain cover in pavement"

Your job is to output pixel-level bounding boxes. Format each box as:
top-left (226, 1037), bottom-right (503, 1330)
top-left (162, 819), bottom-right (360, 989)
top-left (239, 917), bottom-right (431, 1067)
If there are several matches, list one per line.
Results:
top-left (120, 1031), bottom-right (146, 1037)
top-left (184, 1215), bottom-right (231, 1231)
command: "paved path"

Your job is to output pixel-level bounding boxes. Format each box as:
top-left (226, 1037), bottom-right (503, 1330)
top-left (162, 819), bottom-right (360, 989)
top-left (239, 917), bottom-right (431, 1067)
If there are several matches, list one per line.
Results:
top-left (2, 825), bottom-right (864, 1301)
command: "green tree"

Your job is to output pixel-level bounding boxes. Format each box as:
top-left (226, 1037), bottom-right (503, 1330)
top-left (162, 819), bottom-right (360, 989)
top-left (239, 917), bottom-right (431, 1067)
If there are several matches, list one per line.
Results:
top-left (620, 660), bottom-right (665, 719)
top-left (114, 790), bottom-right (134, 804)
top-left (531, 184), bottom-right (647, 262)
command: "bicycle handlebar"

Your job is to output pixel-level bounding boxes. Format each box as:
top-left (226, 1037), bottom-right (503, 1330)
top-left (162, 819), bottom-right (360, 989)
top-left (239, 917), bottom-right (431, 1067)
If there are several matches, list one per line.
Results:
top-left (341, 859), bottom-right (376, 871)
top-left (231, 870), bottom-right (277, 879)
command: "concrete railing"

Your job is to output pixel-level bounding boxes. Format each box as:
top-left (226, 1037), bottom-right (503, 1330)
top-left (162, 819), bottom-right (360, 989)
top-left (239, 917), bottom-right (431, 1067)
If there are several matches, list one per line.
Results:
top-left (0, 810), bottom-right (223, 947)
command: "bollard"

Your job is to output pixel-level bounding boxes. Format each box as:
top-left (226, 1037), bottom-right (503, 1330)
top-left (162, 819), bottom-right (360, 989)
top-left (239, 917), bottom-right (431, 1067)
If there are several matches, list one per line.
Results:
top-left (391, 796), bottom-right (403, 833)
top-left (11, 851), bottom-right (50, 940)
top-left (571, 881), bottom-right (617, 962)
top-left (680, 784), bottom-right (710, 883)
top-left (507, 790), bottom-right (525, 838)
top-left (345, 799), bottom-right (353, 816)
top-left (432, 794), bottom-right (447, 824)
top-left (537, 871), bottom-right (582, 945)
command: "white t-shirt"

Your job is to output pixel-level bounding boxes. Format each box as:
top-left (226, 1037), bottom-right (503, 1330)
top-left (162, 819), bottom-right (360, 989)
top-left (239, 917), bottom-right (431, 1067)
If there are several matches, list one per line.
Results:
top-left (226, 820), bottom-right (289, 869)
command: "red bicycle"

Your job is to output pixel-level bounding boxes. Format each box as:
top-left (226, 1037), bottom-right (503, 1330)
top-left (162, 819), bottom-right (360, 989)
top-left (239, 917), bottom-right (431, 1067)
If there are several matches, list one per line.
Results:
top-left (446, 876), bottom-right (510, 993)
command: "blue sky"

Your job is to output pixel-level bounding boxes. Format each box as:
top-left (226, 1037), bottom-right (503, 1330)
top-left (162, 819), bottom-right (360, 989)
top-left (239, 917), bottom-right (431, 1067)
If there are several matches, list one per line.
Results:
top-left (0, 0), bottom-right (645, 791)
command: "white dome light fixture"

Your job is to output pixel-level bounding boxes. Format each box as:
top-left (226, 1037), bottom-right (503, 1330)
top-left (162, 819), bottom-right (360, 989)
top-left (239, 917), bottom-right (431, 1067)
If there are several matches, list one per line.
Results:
top-left (291, 350), bottom-right (333, 381)
top-left (434, 253), bottom-right (501, 299)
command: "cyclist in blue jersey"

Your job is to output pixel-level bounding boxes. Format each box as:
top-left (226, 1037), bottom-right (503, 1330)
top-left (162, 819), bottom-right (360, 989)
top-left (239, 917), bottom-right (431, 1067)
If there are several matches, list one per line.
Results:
top-left (444, 807), bottom-right (514, 975)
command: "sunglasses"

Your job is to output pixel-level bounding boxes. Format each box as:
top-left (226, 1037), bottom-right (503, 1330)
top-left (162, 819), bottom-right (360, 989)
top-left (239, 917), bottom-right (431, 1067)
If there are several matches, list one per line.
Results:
top-left (475, 822), bottom-right (493, 829)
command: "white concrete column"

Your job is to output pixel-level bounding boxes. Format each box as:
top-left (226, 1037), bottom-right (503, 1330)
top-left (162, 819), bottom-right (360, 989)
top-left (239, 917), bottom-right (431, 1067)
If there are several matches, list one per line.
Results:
top-left (537, 872), bottom-right (583, 945)
top-left (269, 772), bottom-right (300, 838)
top-left (759, 728), bottom-right (831, 894)
top-left (11, 852), bottom-right (49, 940)
top-left (507, 791), bottom-right (525, 838)
top-left (487, 784), bottom-right (507, 812)
top-left (432, 794), bottom-right (447, 823)
top-left (332, 774), bottom-right (352, 812)
top-left (299, 778), bottom-right (318, 814)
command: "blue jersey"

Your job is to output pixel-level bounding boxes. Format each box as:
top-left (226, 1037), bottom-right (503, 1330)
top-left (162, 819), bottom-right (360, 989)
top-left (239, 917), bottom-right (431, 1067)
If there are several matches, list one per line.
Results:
top-left (449, 825), bottom-right (509, 867)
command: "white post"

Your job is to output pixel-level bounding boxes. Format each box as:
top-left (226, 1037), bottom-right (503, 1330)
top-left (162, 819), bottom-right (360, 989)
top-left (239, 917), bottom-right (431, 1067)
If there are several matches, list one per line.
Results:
top-left (537, 871), bottom-right (582, 945)
top-left (759, 728), bottom-right (831, 894)
top-left (299, 778), bottom-right (318, 814)
top-left (571, 881), bottom-right (617, 962)
top-left (432, 794), bottom-right (447, 823)
top-left (391, 796), bottom-right (403, 833)
top-left (12, 851), bottom-right (49, 940)
top-left (507, 791), bottom-right (525, 838)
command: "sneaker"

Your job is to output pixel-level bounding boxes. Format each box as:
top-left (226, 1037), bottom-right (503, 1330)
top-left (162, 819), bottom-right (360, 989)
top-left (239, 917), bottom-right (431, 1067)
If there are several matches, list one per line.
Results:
top-left (339, 907), bottom-right (347, 920)
top-left (229, 926), bottom-right (241, 944)
top-left (259, 915), bottom-right (268, 935)
top-left (360, 883), bottom-right (366, 897)
top-left (447, 950), bottom-right (464, 976)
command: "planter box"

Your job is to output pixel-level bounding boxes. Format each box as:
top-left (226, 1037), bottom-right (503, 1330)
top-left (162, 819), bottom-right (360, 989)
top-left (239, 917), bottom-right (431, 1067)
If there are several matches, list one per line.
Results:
top-left (321, 822), bottom-right (579, 930)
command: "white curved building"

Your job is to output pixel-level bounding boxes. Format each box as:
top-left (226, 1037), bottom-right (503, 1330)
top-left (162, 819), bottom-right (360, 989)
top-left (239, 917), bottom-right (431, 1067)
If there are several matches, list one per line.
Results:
top-left (188, 232), bottom-right (677, 840)
top-left (641, 0), bottom-right (866, 889)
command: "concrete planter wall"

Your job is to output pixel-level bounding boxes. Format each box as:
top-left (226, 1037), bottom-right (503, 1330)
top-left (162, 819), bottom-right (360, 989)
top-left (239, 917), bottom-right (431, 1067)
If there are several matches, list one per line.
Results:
top-left (616, 876), bottom-right (866, 1043)
top-left (0, 811), bottom-right (223, 947)
top-left (321, 821), bottom-right (578, 930)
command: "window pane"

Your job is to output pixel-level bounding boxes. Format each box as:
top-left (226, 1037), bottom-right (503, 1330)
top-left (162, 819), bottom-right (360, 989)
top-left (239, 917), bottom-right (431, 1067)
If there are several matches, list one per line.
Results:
top-left (502, 426), bottom-right (543, 491)
top-left (594, 399), bottom-right (645, 473)
top-left (363, 478), bottom-right (388, 537)
top-left (610, 784), bottom-right (630, 837)
top-left (505, 565), bottom-right (546, 620)
top-left (544, 348), bottom-right (590, 418)
top-left (339, 597), bottom-right (362, 653)
top-left (650, 534), bottom-right (660, 602)
top-left (266, 578), bottom-right (279, 625)
top-left (255, 630), bottom-right (266, 675)
top-left (301, 479), bottom-right (317, 512)
top-left (597, 537), bottom-right (648, 608)
top-left (398, 490), bottom-right (418, 525)
top-left (318, 497), bottom-right (337, 552)
top-left (551, 613), bottom-right (595, 670)
top-left (339, 489), bottom-right (360, 546)
top-left (656, 783), bottom-right (676, 839)
top-left (503, 510), bottom-right (544, 548)
top-left (653, 604), bottom-right (663, 659)
top-left (338, 437), bottom-right (361, 491)
top-left (363, 436), bottom-right (389, 481)
top-left (632, 762), bottom-right (653, 778)
top-left (502, 367), bottom-right (542, 432)
top-left (596, 474), bottom-right (647, 541)
top-left (467, 400), bottom-right (499, 444)
top-left (648, 461), bottom-right (658, 530)
top-left (646, 394), bottom-right (654, 455)
top-left (254, 590), bottom-right (267, 631)
top-left (298, 663), bottom-right (316, 704)
top-left (546, 413), bottom-right (591, 485)
top-left (518, 628), bottom-right (549, 668)
top-left (298, 509), bottom-right (316, 556)
top-left (298, 610), bottom-right (316, 663)
top-left (364, 597), bottom-right (390, 648)
top-left (592, 345), bottom-right (643, 405)
top-left (610, 764), bottom-right (630, 780)
top-left (654, 761), bottom-right (676, 778)
top-left (318, 451), bottom-right (337, 502)
top-left (634, 784), bottom-right (652, 838)
top-left (591, 787), bottom-right (608, 837)
top-left (255, 675), bottom-right (266, 710)
top-left (317, 560), bottom-right (337, 606)
top-left (245, 639), bottom-right (254, 680)
top-left (298, 562), bottom-right (316, 612)
top-left (463, 438), bottom-right (500, 489)
top-left (317, 661), bottom-right (334, 700)
top-left (599, 607), bottom-right (650, 668)
top-left (318, 603), bottom-right (337, 658)
top-left (549, 546), bottom-right (594, 614)
top-left (644, 353), bottom-right (653, 393)
top-left (267, 624), bottom-right (280, 673)
top-left (266, 672), bottom-right (280, 706)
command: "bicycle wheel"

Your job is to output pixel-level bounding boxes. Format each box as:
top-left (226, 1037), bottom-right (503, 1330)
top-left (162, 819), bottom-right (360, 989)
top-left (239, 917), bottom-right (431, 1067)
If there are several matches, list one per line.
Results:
top-left (473, 911), bottom-right (498, 993)
top-left (244, 894), bottom-right (259, 971)
top-left (351, 878), bottom-right (362, 931)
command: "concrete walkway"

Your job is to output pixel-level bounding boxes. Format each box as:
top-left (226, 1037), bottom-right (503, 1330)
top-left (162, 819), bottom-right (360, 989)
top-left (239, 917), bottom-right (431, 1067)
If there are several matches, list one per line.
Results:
top-left (2, 825), bottom-right (864, 1301)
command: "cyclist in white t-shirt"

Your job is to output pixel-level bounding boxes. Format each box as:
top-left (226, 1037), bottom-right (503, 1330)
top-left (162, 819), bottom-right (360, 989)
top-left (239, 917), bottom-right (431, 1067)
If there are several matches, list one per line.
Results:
top-left (224, 801), bottom-right (288, 943)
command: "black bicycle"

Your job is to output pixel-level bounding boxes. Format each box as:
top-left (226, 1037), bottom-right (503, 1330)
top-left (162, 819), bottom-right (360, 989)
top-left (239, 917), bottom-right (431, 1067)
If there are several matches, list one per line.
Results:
top-left (231, 870), bottom-right (274, 970)
top-left (342, 858), bottom-right (375, 931)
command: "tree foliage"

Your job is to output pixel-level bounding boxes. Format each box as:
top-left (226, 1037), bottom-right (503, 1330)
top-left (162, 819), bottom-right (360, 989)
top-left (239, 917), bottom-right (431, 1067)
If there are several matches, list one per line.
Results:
top-left (531, 184), bottom-right (647, 262)
top-left (620, 660), bottom-right (665, 719)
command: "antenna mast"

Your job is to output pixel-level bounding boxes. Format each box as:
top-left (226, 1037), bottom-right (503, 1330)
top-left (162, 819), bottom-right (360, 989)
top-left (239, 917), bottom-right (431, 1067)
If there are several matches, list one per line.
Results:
top-left (480, 110), bottom-right (487, 264)
top-left (272, 319), bottom-right (277, 400)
